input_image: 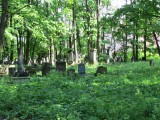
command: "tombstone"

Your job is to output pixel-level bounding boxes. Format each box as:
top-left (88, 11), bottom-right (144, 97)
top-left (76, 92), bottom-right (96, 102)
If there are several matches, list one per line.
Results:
top-left (17, 71), bottom-right (29, 77)
top-left (42, 63), bottom-right (52, 76)
top-left (149, 60), bottom-right (154, 66)
top-left (67, 68), bottom-right (75, 75)
top-left (56, 61), bottom-right (66, 72)
top-left (27, 68), bottom-right (36, 76)
top-left (106, 47), bottom-right (113, 64)
top-left (78, 63), bottom-right (85, 75)
top-left (94, 66), bottom-right (107, 76)
top-left (9, 65), bottom-right (16, 76)
top-left (67, 51), bottom-right (74, 65)
top-left (89, 49), bottom-right (97, 64)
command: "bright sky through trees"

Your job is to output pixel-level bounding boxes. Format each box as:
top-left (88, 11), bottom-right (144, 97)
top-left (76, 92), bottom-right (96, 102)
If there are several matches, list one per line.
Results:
top-left (111, 0), bottom-right (126, 8)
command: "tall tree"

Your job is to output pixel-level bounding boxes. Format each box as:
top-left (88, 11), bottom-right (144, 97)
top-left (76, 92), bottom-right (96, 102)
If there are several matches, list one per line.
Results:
top-left (0, 0), bottom-right (8, 49)
top-left (96, 0), bottom-right (101, 56)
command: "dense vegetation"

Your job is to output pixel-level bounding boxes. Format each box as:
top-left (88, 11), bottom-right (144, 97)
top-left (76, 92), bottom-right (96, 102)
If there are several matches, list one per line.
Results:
top-left (1, 60), bottom-right (160, 119)
top-left (0, 0), bottom-right (160, 63)
top-left (0, 0), bottom-right (160, 119)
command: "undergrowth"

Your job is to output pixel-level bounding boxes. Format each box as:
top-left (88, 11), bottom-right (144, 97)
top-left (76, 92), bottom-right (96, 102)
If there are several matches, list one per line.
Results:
top-left (0, 61), bottom-right (160, 120)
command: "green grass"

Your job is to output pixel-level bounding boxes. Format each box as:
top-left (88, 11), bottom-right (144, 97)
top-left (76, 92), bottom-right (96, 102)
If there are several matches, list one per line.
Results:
top-left (0, 60), bottom-right (160, 120)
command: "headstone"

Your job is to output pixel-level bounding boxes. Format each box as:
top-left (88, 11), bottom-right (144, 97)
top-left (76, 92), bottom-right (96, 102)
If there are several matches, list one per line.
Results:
top-left (89, 49), bottom-right (97, 64)
top-left (67, 68), bottom-right (75, 76)
top-left (56, 61), bottom-right (66, 72)
top-left (149, 60), bottom-right (154, 66)
top-left (18, 71), bottom-right (29, 77)
top-left (42, 63), bottom-right (52, 76)
top-left (94, 66), bottom-right (107, 76)
top-left (27, 68), bottom-right (36, 76)
top-left (68, 51), bottom-right (74, 65)
top-left (9, 66), bottom-right (16, 76)
top-left (67, 68), bottom-right (78, 80)
top-left (78, 63), bottom-right (85, 75)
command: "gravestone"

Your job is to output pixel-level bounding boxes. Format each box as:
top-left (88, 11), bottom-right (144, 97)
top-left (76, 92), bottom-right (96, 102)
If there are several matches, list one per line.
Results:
top-left (78, 63), bottom-right (85, 75)
top-left (89, 49), bottom-right (97, 64)
top-left (149, 60), bottom-right (154, 66)
top-left (106, 47), bottom-right (110, 63)
top-left (17, 71), bottom-right (29, 77)
top-left (68, 51), bottom-right (74, 65)
top-left (67, 68), bottom-right (75, 75)
top-left (56, 61), bottom-right (66, 72)
top-left (42, 63), bottom-right (52, 76)
top-left (94, 66), bottom-right (107, 76)
top-left (9, 65), bottom-right (16, 76)
top-left (26, 67), bottom-right (36, 76)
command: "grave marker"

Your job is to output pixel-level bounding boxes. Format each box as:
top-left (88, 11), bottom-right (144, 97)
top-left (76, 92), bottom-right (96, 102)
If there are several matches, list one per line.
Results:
top-left (42, 63), bottom-right (52, 76)
top-left (9, 66), bottom-right (16, 76)
top-left (78, 63), bottom-right (85, 75)
top-left (56, 61), bottom-right (66, 72)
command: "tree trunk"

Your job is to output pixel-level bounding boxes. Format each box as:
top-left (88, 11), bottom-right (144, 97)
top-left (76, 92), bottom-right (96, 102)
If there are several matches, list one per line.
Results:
top-left (96, 0), bottom-right (101, 56)
top-left (9, 15), bottom-right (14, 62)
top-left (17, 30), bottom-right (24, 72)
top-left (124, 27), bottom-right (128, 62)
top-left (0, 0), bottom-right (8, 48)
top-left (72, 2), bottom-right (78, 63)
top-left (10, 41), bottom-right (14, 62)
top-left (135, 34), bottom-right (139, 61)
top-left (31, 40), bottom-right (36, 61)
top-left (76, 25), bottom-right (81, 53)
top-left (85, 0), bottom-right (91, 58)
top-left (49, 39), bottom-right (53, 64)
top-left (25, 30), bottom-right (31, 64)
top-left (132, 35), bottom-right (135, 58)
top-left (143, 28), bottom-right (147, 60)
top-left (153, 30), bottom-right (160, 56)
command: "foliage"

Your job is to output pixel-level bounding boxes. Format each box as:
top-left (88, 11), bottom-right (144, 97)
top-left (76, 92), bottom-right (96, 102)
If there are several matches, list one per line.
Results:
top-left (0, 60), bottom-right (160, 119)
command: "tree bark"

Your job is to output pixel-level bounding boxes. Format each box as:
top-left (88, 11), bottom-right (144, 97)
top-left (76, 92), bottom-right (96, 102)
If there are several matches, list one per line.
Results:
top-left (135, 34), bottom-right (139, 61)
top-left (25, 30), bottom-right (31, 64)
top-left (17, 30), bottom-right (24, 72)
top-left (72, 2), bottom-right (78, 63)
top-left (76, 25), bottom-right (81, 53)
top-left (132, 35), bottom-right (135, 58)
top-left (153, 30), bottom-right (160, 56)
top-left (96, 0), bottom-right (101, 56)
top-left (143, 28), bottom-right (147, 60)
top-left (85, 0), bottom-right (91, 58)
top-left (0, 0), bottom-right (8, 48)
